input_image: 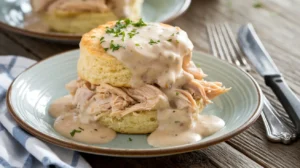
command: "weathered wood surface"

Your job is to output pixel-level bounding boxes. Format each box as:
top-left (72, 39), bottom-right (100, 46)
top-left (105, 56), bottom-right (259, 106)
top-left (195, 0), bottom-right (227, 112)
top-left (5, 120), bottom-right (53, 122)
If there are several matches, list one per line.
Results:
top-left (1, 0), bottom-right (300, 167)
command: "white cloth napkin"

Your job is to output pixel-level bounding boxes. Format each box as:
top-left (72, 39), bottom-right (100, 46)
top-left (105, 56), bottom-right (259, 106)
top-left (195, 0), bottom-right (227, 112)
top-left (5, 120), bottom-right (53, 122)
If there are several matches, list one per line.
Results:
top-left (0, 56), bottom-right (91, 168)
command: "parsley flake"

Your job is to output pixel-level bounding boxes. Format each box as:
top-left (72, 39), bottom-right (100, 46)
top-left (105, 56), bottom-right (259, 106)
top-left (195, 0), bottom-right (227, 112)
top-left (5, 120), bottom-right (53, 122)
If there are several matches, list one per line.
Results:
top-left (149, 39), bottom-right (160, 45)
top-left (135, 43), bottom-right (140, 46)
top-left (128, 29), bottom-right (139, 38)
top-left (91, 36), bottom-right (95, 38)
top-left (78, 127), bottom-right (84, 131)
top-left (104, 48), bottom-right (109, 51)
top-left (106, 28), bottom-right (115, 34)
top-left (253, 2), bottom-right (263, 8)
top-left (132, 18), bottom-right (147, 27)
top-left (167, 39), bottom-right (172, 42)
top-left (124, 18), bottom-right (132, 25)
top-left (120, 31), bottom-right (126, 41)
top-left (70, 129), bottom-right (81, 137)
top-left (174, 121), bottom-right (180, 123)
top-left (109, 40), bottom-right (122, 51)
top-left (128, 137), bottom-right (132, 141)
top-left (176, 92), bottom-right (179, 96)
top-left (100, 37), bottom-right (105, 44)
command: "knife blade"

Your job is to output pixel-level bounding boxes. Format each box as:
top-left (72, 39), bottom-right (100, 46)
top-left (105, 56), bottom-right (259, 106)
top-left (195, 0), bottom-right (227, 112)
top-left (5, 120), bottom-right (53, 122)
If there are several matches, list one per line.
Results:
top-left (238, 23), bottom-right (300, 135)
top-left (237, 24), bottom-right (280, 76)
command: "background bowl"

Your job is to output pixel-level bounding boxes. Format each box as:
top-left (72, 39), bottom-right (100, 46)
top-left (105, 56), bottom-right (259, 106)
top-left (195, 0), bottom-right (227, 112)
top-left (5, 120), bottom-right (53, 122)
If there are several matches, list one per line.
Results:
top-left (0, 0), bottom-right (191, 43)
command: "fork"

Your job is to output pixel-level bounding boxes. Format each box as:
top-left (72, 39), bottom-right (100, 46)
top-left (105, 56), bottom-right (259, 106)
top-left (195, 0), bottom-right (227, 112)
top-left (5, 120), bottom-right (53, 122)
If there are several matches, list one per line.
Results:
top-left (206, 23), bottom-right (297, 144)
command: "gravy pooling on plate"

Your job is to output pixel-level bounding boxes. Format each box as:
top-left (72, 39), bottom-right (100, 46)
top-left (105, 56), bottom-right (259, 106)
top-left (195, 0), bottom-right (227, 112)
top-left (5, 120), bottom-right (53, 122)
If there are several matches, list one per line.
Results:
top-left (49, 19), bottom-right (229, 147)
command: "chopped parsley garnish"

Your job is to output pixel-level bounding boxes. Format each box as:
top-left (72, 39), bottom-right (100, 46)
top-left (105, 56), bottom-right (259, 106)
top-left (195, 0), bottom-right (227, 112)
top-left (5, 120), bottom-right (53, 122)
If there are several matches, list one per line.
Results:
top-left (128, 29), bottom-right (139, 38)
top-left (253, 2), bottom-right (263, 8)
top-left (124, 18), bottom-right (132, 25)
top-left (174, 121), bottom-right (180, 123)
top-left (176, 40), bottom-right (179, 44)
top-left (103, 18), bottom-right (147, 43)
top-left (135, 43), bottom-right (140, 46)
top-left (176, 92), bottom-right (179, 96)
top-left (78, 127), bottom-right (84, 131)
top-left (176, 32), bottom-right (179, 34)
top-left (91, 36), bottom-right (95, 38)
top-left (128, 137), bottom-right (132, 141)
top-left (109, 40), bottom-right (122, 51)
top-left (100, 37), bottom-right (105, 44)
top-left (120, 31), bottom-right (126, 41)
top-left (149, 39), bottom-right (160, 45)
top-left (106, 28), bottom-right (115, 34)
top-left (167, 39), bottom-right (172, 42)
top-left (195, 63), bottom-right (201, 67)
top-left (70, 129), bottom-right (81, 137)
top-left (104, 48), bottom-right (109, 51)
top-left (132, 18), bottom-right (147, 27)
top-left (171, 33), bottom-right (175, 36)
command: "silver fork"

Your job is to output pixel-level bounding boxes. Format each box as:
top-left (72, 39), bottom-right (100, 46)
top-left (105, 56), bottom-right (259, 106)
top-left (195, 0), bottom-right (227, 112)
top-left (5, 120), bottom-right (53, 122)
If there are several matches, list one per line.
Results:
top-left (206, 23), bottom-right (297, 144)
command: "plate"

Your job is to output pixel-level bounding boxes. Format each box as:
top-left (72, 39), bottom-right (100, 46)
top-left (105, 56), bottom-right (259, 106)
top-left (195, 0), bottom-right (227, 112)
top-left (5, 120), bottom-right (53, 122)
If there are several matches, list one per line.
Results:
top-left (0, 0), bottom-right (191, 43)
top-left (7, 50), bottom-right (263, 157)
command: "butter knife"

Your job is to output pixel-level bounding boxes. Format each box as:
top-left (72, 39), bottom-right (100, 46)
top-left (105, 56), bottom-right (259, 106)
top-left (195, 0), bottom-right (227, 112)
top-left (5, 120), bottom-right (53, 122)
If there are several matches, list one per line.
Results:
top-left (238, 23), bottom-right (300, 135)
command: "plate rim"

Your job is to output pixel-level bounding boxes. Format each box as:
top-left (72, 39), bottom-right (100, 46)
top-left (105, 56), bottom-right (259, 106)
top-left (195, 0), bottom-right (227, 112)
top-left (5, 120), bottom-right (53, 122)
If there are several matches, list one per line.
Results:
top-left (0, 0), bottom-right (191, 43)
top-left (6, 49), bottom-right (263, 157)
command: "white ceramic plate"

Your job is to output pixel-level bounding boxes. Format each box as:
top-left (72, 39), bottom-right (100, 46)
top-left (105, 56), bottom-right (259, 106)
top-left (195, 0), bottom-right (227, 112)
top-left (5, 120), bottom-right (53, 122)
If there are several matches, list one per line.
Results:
top-left (7, 49), bottom-right (263, 157)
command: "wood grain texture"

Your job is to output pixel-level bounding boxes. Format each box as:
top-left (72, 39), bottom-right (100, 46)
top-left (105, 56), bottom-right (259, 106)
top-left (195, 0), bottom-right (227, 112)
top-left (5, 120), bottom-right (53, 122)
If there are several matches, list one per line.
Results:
top-left (1, 0), bottom-right (300, 167)
top-left (0, 32), bottom-right (39, 60)
top-left (81, 143), bottom-right (262, 168)
top-left (2, 31), bottom-right (76, 59)
top-left (169, 0), bottom-right (300, 167)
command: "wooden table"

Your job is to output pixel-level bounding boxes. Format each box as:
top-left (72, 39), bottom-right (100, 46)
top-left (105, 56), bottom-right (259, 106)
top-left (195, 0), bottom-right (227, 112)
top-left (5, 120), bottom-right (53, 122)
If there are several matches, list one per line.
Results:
top-left (1, 0), bottom-right (300, 167)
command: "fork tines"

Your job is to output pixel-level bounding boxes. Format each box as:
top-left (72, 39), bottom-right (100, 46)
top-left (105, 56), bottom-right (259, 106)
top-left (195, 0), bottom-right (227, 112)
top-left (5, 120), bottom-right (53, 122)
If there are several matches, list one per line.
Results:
top-left (206, 23), bottom-right (251, 71)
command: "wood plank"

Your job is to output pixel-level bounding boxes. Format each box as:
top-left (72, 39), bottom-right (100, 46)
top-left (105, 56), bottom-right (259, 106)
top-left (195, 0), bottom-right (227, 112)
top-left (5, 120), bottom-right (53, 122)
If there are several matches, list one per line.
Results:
top-left (172, 0), bottom-right (300, 167)
top-left (228, 119), bottom-right (300, 168)
top-left (81, 143), bottom-right (262, 168)
top-left (0, 32), bottom-right (39, 60)
top-left (2, 31), bottom-right (76, 59)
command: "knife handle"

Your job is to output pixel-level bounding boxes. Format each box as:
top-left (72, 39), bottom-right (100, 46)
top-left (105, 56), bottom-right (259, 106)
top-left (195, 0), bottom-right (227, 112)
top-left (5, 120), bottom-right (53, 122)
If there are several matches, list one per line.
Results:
top-left (265, 75), bottom-right (300, 134)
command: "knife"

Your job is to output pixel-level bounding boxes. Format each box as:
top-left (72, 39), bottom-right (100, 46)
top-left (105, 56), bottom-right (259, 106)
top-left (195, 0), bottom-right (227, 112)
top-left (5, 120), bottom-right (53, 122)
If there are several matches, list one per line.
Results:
top-left (238, 23), bottom-right (300, 135)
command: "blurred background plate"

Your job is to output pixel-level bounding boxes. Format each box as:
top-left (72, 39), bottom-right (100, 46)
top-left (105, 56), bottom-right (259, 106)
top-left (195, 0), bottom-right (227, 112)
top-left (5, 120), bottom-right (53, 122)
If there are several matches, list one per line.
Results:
top-left (0, 0), bottom-right (191, 43)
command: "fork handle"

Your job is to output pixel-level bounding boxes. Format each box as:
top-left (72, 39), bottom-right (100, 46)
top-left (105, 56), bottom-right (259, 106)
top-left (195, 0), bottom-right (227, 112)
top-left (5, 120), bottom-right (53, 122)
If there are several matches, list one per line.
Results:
top-left (265, 75), bottom-right (300, 134)
top-left (261, 95), bottom-right (296, 144)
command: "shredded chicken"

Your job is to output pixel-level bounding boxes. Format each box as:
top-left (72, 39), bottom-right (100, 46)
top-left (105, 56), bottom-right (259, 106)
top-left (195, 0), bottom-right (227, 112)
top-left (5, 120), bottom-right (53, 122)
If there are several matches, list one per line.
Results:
top-left (73, 86), bottom-right (95, 112)
top-left (65, 51), bottom-right (229, 121)
top-left (197, 80), bottom-right (230, 99)
top-left (173, 89), bottom-right (197, 112)
top-left (67, 80), bottom-right (170, 119)
top-left (183, 80), bottom-right (211, 105)
top-left (96, 83), bottom-right (135, 104)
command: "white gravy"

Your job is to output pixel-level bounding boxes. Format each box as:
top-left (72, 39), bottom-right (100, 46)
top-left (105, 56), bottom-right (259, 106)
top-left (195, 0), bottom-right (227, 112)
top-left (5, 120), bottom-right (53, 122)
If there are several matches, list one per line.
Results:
top-left (48, 95), bottom-right (74, 118)
top-left (54, 113), bottom-right (116, 144)
top-left (148, 109), bottom-right (225, 147)
top-left (49, 19), bottom-right (226, 147)
top-left (101, 22), bottom-right (194, 88)
top-left (49, 95), bottom-right (116, 144)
